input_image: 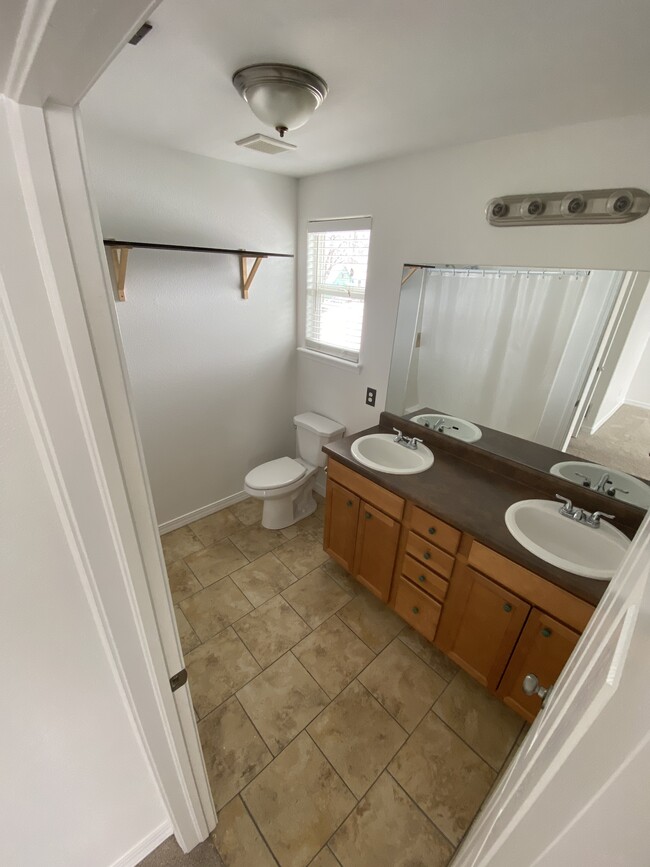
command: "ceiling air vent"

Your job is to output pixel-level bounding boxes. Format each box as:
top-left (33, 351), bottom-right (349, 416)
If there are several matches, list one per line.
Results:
top-left (236, 134), bottom-right (297, 155)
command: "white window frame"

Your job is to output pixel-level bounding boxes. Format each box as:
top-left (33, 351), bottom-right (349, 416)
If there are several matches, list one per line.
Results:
top-left (302, 216), bottom-right (372, 366)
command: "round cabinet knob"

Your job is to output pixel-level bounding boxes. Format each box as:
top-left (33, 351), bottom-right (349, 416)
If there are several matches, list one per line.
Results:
top-left (423, 552), bottom-right (431, 560)
top-left (428, 527), bottom-right (437, 535)
top-left (412, 606), bottom-right (420, 615)
top-left (365, 512), bottom-right (372, 520)
top-left (522, 673), bottom-right (540, 695)
top-left (346, 500), bottom-right (353, 507)
top-left (418, 575), bottom-right (426, 584)
top-left (503, 603), bottom-right (513, 613)
top-left (541, 627), bottom-right (552, 638)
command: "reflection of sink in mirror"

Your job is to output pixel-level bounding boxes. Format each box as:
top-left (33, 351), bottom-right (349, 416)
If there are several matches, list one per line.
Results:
top-left (411, 413), bottom-right (482, 443)
top-left (386, 263), bottom-right (650, 512)
top-left (550, 461), bottom-right (650, 510)
top-left (351, 433), bottom-right (434, 475)
top-left (505, 499), bottom-right (630, 580)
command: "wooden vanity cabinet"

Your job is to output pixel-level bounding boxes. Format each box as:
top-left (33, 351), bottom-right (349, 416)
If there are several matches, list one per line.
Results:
top-left (323, 457), bottom-right (595, 722)
top-left (324, 461), bottom-right (404, 602)
top-left (436, 564), bottom-right (531, 691)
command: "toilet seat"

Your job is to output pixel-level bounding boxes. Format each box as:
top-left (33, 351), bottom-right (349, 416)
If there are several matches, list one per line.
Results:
top-left (245, 456), bottom-right (307, 491)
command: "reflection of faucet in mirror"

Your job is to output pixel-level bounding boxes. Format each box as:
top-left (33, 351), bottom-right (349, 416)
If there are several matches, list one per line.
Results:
top-left (386, 263), bottom-right (650, 511)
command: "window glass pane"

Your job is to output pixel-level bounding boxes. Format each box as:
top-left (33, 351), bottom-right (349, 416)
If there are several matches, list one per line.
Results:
top-left (305, 221), bottom-right (371, 362)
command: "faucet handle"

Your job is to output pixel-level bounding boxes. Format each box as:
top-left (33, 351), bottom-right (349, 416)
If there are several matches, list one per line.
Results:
top-left (588, 510), bottom-right (615, 528)
top-left (607, 487), bottom-right (629, 497)
top-left (411, 437), bottom-right (423, 449)
top-left (555, 494), bottom-right (573, 511)
top-left (393, 428), bottom-right (403, 439)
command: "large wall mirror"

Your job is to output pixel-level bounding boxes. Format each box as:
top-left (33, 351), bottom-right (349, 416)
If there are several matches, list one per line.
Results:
top-left (386, 264), bottom-right (650, 510)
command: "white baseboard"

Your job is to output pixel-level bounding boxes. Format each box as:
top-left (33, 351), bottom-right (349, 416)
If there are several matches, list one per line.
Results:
top-left (584, 399), bottom-right (624, 435)
top-left (109, 820), bottom-right (173, 867)
top-left (625, 398), bottom-right (650, 411)
top-left (158, 491), bottom-right (249, 534)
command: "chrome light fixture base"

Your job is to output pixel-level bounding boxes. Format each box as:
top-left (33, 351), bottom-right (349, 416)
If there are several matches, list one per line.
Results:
top-left (232, 63), bottom-right (328, 137)
top-left (486, 188), bottom-right (650, 226)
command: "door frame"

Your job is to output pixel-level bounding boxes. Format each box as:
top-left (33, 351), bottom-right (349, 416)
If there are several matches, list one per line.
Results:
top-left (2, 0), bottom-right (216, 853)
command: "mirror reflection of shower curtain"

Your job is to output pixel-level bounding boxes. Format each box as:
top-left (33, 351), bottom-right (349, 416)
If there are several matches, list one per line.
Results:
top-left (416, 268), bottom-right (617, 444)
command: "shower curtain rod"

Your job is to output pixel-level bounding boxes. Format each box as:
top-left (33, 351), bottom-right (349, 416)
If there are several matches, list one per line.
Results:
top-left (404, 264), bottom-right (591, 278)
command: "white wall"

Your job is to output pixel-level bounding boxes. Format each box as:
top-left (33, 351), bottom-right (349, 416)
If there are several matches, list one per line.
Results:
top-left (626, 333), bottom-right (650, 409)
top-left (84, 129), bottom-right (298, 527)
top-left (0, 334), bottom-right (167, 866)
top-left (296, 114), bottom-right (650, 435)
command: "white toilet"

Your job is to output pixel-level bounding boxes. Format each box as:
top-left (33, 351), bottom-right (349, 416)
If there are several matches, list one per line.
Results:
top-left (244, 412), bottom-right (345, 530)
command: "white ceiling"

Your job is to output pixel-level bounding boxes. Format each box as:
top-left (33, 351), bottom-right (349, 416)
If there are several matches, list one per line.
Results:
top-left (81, 0), bottom-right (650, 178)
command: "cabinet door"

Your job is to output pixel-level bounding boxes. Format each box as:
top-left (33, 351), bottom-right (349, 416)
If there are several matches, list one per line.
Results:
top-left (497, 609), bottom-right (580, 722)
top-left (324, 480), bottom-right (360, 572)
top-left (353, 501), bottom-right (401, 602)
top-left (436, 565), bottom-right (530, 691)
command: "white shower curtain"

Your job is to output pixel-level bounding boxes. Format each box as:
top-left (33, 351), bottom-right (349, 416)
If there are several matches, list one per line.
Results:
top-left (415, 268), bottom-right (597, 441)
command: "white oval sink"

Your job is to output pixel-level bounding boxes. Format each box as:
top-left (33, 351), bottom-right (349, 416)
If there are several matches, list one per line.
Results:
top-left (505, 499), bottom-right (630, 580)
top-left (550, 461), bottom-right (650, 511)
top-left (351, 433), bottom-right (434, 475)
top-left (411, 413), bottom-right (482, 444)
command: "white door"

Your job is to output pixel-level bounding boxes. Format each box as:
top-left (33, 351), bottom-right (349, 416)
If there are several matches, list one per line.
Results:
top-left (43, 102), bottom-right (217, 842)
top-left (454, 510), bottom-right (650, 866)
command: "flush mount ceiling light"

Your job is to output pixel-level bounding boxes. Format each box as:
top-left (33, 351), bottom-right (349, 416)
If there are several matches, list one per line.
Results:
top-left (232, 63), bottom-right (328, 138)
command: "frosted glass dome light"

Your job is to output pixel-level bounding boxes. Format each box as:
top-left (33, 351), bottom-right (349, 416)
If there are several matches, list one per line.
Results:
top-left (232, 64), bottom-right (328, 138)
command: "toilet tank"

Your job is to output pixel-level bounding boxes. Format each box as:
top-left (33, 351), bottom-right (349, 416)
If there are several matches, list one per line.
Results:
top-left (294, 412), bottom-right (346, 467)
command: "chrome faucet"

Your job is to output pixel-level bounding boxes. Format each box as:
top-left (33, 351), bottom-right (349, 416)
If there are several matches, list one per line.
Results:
top-left (555, 495), bottom-right (614, 528)
top-left (392, 428), bottom-right (423, 450)
top-left (594, 472), bottom-right (613, 493)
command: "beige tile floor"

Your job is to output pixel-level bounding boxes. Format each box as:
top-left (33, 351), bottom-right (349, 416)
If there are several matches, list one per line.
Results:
top-left (161, 496), bottom-right (525, 867)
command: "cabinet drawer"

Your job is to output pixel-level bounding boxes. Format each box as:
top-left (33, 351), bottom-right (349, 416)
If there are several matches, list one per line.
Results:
top-left (328, 459), bottom-right (404, 520)
top-left (411, 506), bottom-right (461, 554)
top-left (394, 576), bottom-right (442, 642)
top-left (401, 554), bottom-right (448, 603)
top-left (405, 532), bottom-right (455, 578)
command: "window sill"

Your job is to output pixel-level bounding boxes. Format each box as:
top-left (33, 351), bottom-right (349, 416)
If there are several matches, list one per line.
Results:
top-left (297, 347), bottom-right (362, 373)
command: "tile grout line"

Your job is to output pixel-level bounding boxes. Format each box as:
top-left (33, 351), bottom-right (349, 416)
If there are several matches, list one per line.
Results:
top-left (237, 793), bottom-right (282, 867)
top-left (303, 728), bottom-right (363, 850)
top-left (191, 639), bottom-right (262, 722)
top-left (427, 703), bottom-right (505, 774)
top-left (231, 601), bottom-right (313, 670)
top-left (385, 766), bottom-right (459, 853)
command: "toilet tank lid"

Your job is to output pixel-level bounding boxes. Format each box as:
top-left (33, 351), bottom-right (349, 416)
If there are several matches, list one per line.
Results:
top-left (294, 412), bottom-right (345, 437)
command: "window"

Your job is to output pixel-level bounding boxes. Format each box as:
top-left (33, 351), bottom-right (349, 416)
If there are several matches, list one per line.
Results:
top-left (305, 217), bottom-right (371, 363)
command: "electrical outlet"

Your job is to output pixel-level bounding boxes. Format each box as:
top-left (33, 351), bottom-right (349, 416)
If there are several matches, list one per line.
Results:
top-left (366, 387), bottom-right (377, 407)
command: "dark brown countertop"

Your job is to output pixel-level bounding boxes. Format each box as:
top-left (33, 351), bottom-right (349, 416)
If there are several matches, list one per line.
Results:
top-left (324, 426), bottom-right (620, 607)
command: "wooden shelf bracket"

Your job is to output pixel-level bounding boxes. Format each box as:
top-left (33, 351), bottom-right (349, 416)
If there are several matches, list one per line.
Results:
top-left (401, 265), bottom-right (421, 286)
top-left (109, 245), bottom-right (131, 302)
top-left (239, 254), bottom-right (266, 299)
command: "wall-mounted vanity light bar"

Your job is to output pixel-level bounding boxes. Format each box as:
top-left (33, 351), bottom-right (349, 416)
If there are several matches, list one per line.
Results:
top-left (486, 188), bottom-right (650, 227)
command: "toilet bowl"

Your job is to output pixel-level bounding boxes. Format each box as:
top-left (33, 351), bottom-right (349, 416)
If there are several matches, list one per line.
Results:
top-left (244, 413), bottom-right (345, 530)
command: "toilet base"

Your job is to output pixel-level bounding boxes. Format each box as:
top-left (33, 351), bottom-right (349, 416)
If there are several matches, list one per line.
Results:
top-left (261, 482), bottom-right (318, 530)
